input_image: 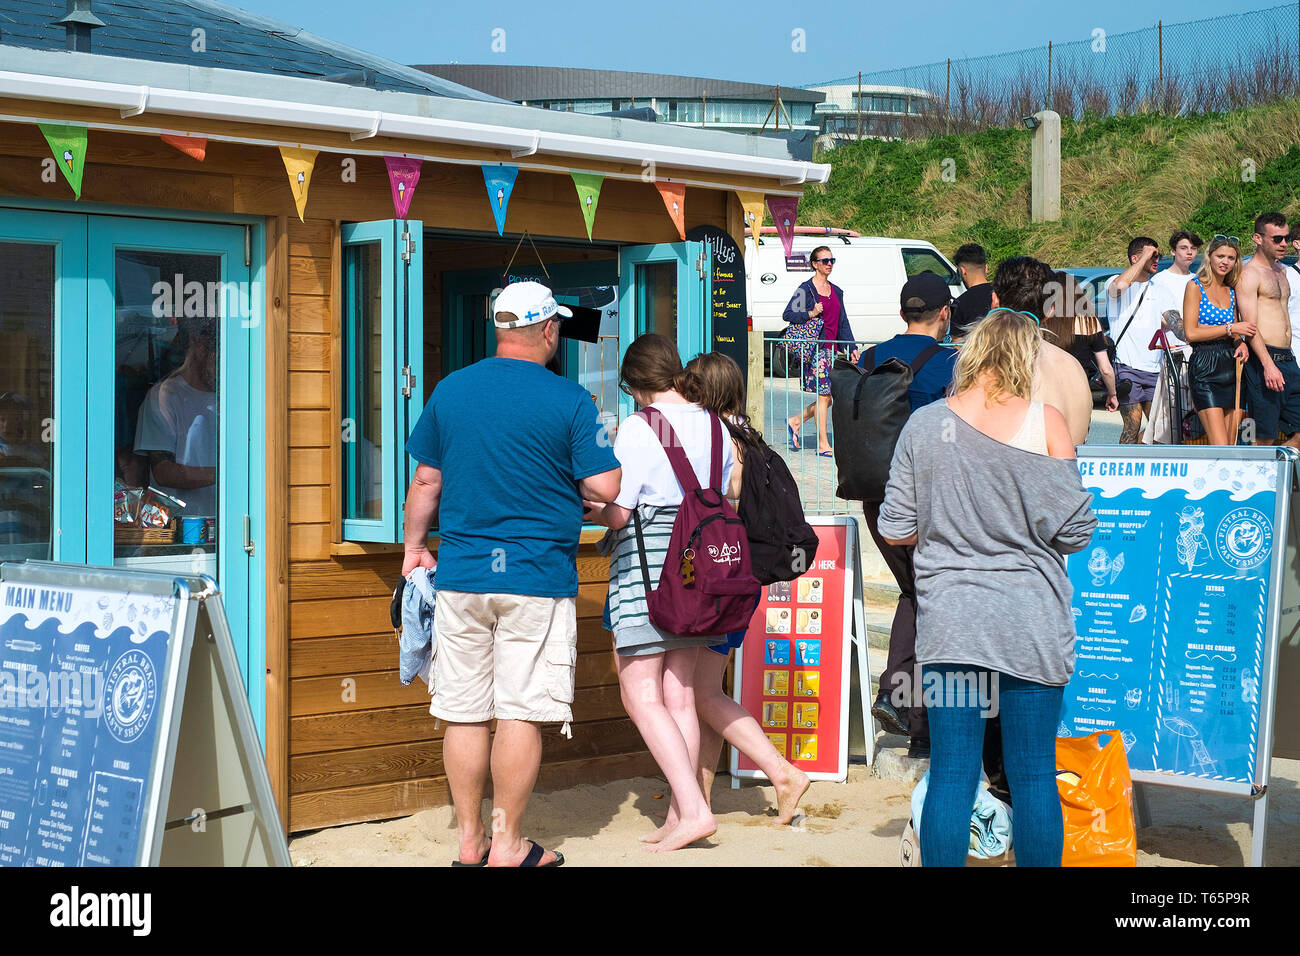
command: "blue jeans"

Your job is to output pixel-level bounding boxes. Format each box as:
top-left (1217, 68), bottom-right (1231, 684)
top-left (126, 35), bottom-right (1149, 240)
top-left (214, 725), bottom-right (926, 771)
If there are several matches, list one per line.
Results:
top-left (919, 664), bottom-right (1063, 867)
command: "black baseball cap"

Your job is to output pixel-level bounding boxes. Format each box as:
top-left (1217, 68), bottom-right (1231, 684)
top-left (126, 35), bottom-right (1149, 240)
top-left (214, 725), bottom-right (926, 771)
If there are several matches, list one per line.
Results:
top-left (900, 272), bottom-right (953, 313)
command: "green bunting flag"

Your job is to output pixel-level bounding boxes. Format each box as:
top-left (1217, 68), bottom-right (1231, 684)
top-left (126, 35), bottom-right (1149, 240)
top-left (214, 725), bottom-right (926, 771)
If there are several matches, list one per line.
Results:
top-left (570, 172), bottom-right (604, 241)
top-left (40, 123), bottom-right (88, 198)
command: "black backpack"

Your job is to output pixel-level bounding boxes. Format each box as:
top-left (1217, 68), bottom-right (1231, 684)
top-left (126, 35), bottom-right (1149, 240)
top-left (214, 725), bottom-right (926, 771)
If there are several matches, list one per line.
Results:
top-left (730, 426), bottom-right (820, 585)
top-left (830, 346), bottom-right (943, 502)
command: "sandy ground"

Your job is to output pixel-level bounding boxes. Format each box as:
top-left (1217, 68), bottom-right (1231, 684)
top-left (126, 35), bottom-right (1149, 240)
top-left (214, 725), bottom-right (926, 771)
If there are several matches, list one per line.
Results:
top-left (289, 746), bottom-right (1300, 868)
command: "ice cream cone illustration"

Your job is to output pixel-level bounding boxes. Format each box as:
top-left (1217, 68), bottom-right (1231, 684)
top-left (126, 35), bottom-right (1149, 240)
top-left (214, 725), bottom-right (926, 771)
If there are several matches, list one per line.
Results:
top-left (63, 149), bottom-right (74, 171)
top-left (296, 170), bottom-right (306, 195)
top-left (496, 187), bottom-right (505, 208)
top-left (397, 181), bottom-right (406, 200)
top-left (585, 195), bottom-right (593, 208)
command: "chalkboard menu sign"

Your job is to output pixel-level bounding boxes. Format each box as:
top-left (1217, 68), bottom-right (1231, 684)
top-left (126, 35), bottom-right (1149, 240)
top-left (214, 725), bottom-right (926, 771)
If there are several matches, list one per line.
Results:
top-left (0, 581), bottom-right (176, 865)
top-left (687, 225), bottom-right (747, 373)
top-left (1059, 450), bottom-right (1289, 788)
top-left (0, 562), bottom-right (290, 867)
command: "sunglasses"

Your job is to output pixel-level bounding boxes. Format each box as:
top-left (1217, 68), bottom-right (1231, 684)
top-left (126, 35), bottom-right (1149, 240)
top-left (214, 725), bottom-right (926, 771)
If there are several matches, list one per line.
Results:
top-left (813, 257), bottom-right (836, 264)
top-left (1214, 234), bottom-right (1241, 246)
top-left (1265, 234), bottom-right (1289, 244)
top-left (618, 382), bottom-right (633, 396)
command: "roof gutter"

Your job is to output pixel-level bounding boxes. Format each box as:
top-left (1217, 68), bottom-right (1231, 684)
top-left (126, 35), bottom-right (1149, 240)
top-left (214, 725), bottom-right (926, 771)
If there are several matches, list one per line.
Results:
top-left (0, 69), bottom-right (830, 188)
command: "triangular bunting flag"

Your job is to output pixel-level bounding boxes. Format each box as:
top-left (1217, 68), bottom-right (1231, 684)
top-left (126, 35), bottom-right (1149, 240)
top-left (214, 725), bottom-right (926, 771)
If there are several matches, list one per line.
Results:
top-left (385, 156), bottom-right (423, 219)
top-left (570, 172), bottom-right (604, 241)
top-left (161, 134), bottom-right (207, 162)
top-left (655, 181), bottom-right (686, 241)
top-left (278, 147), bottom-right (319, 222)
top-left (482, 164), bottom-right (519, 236)
top-left (39, 124), bottom-right (87, 199)
top-left (767, 196), bottom-right (799, 258)
top-left (736, 190), bottom-right (765, 247)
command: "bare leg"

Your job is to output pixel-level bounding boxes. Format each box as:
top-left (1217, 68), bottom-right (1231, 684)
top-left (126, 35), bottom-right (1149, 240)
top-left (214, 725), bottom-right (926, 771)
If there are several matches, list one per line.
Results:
top-left (442, 721), bottom-right (492, 865)
top-left (816, 394), bottom-right (833, 453)
top-left (1197, 407), bottom-right (1229, 446)
top-left (1118, 402), bottom-right (1145, 444)
top-left (617, 652), bottom-right (716, 851)
top-left (693, 650), bottom-right (809, 825)
top-left (483, 719), bottom-right (558, 866)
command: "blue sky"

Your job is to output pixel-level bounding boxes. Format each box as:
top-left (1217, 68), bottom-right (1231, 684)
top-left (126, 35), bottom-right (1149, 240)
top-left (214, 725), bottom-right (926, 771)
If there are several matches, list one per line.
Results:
top-left (247, 0), bottom-right (1267, 87)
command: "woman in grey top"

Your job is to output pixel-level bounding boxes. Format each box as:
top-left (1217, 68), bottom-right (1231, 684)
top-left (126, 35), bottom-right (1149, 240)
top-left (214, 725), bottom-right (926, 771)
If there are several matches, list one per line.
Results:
top-left (878, 309), bottom-right (1097, 867)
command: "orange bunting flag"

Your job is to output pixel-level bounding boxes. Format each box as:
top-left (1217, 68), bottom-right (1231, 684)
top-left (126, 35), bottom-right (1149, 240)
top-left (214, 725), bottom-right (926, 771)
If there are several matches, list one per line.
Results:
top-left (161, 134), bottom-right (207, 162)
top-left (655, 181), bottom-right (686, 240)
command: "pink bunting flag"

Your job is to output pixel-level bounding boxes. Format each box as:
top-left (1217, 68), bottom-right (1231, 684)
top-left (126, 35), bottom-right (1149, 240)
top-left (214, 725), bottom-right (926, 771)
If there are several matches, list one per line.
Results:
top-left (385, 156), bottom-right (423, 219)
top-left (767, 196), bottom-right (799, 259)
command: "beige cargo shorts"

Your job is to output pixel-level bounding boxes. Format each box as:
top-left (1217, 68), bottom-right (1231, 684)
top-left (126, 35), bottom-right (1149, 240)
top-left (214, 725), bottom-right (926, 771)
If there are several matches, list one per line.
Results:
top-left (429, 590), bottom-right (578, 728)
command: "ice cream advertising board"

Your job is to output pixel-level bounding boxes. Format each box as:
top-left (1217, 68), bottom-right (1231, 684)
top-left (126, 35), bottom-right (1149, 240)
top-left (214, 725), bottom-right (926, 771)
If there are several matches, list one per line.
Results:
top-left (1059, 449), bottom-right (1291, 788)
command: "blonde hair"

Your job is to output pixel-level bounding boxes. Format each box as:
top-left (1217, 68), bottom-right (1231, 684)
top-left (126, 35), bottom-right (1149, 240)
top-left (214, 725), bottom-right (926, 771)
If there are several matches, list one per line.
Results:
top-left (1196, 237), bottom-right (1242, 289)
top-left (950, 309), bottom-right (1040, 401)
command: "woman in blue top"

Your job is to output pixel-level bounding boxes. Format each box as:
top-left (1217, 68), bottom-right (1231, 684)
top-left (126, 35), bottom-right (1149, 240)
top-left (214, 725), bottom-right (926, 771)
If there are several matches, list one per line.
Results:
top-left (781, 246), bottom-right (859, 456)
top-left (1183, 235), bottom-right (1254, 445)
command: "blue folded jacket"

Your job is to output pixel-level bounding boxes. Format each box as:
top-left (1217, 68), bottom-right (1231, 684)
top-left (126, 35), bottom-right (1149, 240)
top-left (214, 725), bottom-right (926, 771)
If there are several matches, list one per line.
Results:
top-left (398, 566), bottom-right (436, 687)
top-left (910, 771), bottom-right (1014, 860)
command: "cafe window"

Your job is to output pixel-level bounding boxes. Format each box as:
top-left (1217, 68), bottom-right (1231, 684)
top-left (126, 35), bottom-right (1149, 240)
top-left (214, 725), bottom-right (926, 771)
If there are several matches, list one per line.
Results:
top-left (340, 220), bottom-right (423, 542)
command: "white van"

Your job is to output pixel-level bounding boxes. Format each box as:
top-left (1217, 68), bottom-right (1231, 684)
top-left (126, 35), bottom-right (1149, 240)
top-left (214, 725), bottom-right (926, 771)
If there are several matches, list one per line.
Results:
top-left (748, 233), bottom-right (963, 368)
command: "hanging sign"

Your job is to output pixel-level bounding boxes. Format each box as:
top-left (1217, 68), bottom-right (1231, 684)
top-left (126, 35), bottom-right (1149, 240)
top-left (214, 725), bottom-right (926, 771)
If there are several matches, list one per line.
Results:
top-left (687, 224), bottom-right (747, 372)
top-left (39, 123), bottom-right (87, 199)
top-left (385, 156), bottom-right (423, 219)
top-left (482, 164), bottom-right (519, 236)
top-left (571, 172), bottom-right (604, 240)
top-left (278, 147), bottom-right (318, 222)
top-left (736, 190), bottom-right (766, 254)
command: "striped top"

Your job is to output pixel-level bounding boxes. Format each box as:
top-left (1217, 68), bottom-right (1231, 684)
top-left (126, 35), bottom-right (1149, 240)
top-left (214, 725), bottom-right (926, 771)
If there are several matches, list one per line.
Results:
top-left (1193, 276), bottom-right (1235, 326)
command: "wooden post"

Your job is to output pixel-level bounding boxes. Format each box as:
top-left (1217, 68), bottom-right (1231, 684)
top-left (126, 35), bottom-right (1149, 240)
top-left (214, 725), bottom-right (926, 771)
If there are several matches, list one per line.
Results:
top-left (945, 58), bottom-right (951, 134)
top-left (1158, 19), bottom-right (1164, 111)
top-left (1047, 41), bottom-right (1053, 110)
top-left (857, 70), bottom-right (863, 140)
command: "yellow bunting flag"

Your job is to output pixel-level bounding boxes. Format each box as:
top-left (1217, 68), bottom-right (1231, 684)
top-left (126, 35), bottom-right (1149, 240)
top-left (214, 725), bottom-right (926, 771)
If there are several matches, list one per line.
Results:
top-left (655, 181), bottom-right (686, 240)
top-left (161, 133), bottom-right (207, 162)
top-left (570, 172), bottom-right (604, 241)
top-left (39, 123), bottom-right (88, 198)
top-left (279, 147), bottom-right (319, 221)
top-left (736, 190), bottom-right (765, 244)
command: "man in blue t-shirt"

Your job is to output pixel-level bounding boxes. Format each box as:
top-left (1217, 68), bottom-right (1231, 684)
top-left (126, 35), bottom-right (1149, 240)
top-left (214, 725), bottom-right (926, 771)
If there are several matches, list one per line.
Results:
top-left (857, 272), bottom-right (957, 757)
top-left (402, 281), bottom-right (621, 868)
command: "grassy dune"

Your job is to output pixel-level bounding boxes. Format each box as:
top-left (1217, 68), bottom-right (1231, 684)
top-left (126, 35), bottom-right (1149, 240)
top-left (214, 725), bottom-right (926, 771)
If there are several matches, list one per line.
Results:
top-left (798, 100), bottom-right (1300, 268)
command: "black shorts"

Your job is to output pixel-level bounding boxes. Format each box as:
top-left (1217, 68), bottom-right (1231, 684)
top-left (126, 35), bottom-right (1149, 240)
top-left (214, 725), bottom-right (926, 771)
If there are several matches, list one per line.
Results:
top-left (1187, 340), bottom-right (1238, 412)
top-left (1244, 347), bottom-right (1300, 438)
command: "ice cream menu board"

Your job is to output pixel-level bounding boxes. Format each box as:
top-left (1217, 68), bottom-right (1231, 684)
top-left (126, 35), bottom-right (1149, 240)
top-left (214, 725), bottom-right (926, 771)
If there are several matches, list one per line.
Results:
top-left (1059, 454), bottom-right (1282, 784)
top-left (0, 581), bottom-right (176, 865)
top-left (734, 522), bottom-right (852, 781)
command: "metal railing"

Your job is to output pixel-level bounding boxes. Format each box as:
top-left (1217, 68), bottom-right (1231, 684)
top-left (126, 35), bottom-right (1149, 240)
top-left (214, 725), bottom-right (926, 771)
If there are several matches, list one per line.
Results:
top-left (763, 337), bottom-right (881, 515)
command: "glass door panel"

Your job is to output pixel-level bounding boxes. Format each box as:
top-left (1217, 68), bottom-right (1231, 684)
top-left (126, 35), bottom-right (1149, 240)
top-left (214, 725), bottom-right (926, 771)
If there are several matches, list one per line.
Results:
top-left (0, 243), bottom-right (55, 561)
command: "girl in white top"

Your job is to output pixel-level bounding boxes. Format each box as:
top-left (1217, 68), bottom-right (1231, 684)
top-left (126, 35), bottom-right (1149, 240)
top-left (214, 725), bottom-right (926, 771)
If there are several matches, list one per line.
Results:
top-left (586, 334), bottom-right (729, 853)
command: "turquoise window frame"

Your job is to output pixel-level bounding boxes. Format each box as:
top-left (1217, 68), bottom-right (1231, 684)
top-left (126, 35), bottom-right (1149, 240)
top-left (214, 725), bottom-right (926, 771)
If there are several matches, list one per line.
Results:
top-left (617, 241), bottom-right (711, 421)
top-left (0, 208), bottom-right (88, 563)
top-left (340, 220), bottom-right (423, 543)
top-left (0, 200), bottom-right (268, 739)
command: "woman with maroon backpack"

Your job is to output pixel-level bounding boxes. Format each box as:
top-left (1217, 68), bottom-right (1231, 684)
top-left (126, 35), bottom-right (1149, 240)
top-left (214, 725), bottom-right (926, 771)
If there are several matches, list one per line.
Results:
top-left (586, 333), bottom-right (744, 852)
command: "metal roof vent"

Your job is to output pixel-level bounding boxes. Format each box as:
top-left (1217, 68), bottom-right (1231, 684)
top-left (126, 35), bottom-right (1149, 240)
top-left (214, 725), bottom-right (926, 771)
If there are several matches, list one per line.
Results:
top-left (53, 0), bottom-right (106, 53)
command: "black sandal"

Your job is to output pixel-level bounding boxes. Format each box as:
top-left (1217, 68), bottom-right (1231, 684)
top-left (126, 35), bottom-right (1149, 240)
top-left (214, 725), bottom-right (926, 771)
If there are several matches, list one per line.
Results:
top-left (520, 840), bottom-right (564, 867)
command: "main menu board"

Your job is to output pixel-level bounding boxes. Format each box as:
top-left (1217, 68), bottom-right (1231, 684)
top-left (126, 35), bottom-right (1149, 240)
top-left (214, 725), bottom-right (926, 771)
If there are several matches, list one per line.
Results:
top-left (734, 521), bottom-right (853, 782)
top-left (1059, 453), bottom-right (1283, 785)
top-left (0, 581), bottom-right (176, 865)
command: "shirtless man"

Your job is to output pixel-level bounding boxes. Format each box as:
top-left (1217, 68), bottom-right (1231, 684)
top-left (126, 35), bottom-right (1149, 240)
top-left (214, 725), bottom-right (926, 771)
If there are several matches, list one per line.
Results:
top-left (1239, 212), bottom-right (1300, 448)
top-left (991, 255), bottom-right (1092, 444)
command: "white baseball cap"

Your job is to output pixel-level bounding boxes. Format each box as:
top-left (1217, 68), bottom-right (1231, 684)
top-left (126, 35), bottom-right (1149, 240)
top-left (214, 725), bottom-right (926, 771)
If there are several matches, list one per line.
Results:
top-left (492, 281), bottom-right (573, 329)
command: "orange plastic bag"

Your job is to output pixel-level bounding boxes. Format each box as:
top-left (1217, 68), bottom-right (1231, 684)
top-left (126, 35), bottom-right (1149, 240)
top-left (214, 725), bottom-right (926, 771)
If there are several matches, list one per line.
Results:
top-left (1056, 731), bottom-right (1137, 867)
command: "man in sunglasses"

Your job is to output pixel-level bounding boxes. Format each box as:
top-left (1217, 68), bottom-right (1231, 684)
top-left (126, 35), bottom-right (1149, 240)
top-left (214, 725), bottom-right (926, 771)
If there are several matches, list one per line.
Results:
top-left (1239, 212), bottom-right (1300, 447)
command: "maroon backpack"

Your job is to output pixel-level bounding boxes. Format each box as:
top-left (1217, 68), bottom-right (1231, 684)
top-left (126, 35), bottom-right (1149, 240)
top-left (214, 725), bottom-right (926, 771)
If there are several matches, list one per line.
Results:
top-left (632, 407), bottom-right (761, 636)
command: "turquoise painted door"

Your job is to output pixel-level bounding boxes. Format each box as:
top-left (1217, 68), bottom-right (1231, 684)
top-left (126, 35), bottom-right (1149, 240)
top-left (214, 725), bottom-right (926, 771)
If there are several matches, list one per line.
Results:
top-left (617, 241), bottom-right (712, 421)
top-left (0, 209), bottom-right (87, 564)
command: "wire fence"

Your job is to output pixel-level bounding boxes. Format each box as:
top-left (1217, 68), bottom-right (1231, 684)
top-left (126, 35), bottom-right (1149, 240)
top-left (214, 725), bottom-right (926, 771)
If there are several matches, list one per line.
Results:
top-left (815, 2), bottom-right (1300, 136)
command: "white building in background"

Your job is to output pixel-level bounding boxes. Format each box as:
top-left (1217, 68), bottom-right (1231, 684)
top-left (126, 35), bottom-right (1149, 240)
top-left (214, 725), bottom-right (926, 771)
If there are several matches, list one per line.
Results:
top-left (805, 83), bottom-right (936, 147)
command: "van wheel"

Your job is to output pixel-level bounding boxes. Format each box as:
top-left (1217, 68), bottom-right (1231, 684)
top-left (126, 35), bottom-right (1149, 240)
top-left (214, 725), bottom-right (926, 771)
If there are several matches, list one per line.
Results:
top-left (770, 348), bottom-right (789, 378)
